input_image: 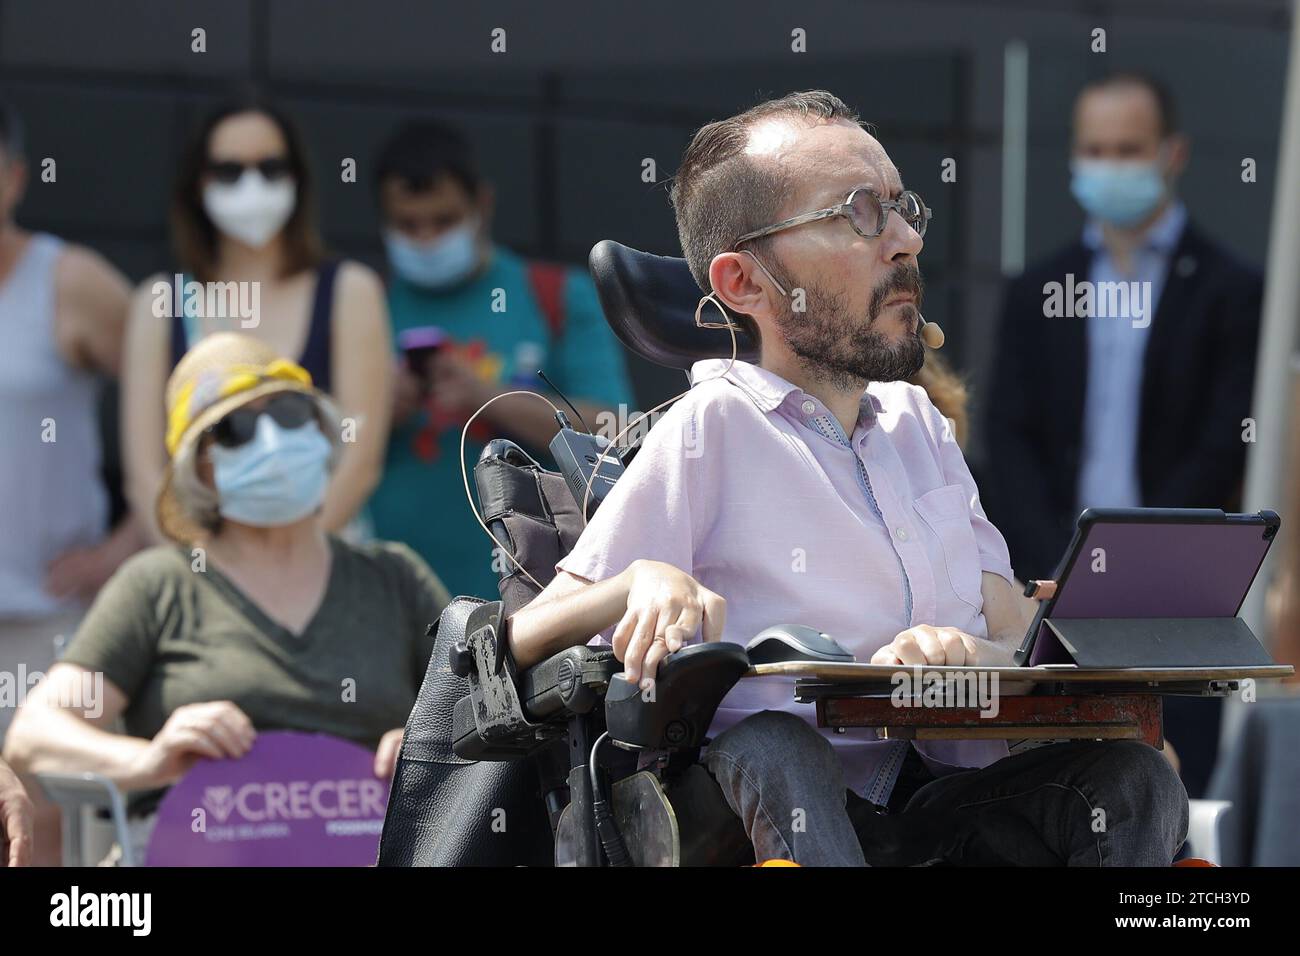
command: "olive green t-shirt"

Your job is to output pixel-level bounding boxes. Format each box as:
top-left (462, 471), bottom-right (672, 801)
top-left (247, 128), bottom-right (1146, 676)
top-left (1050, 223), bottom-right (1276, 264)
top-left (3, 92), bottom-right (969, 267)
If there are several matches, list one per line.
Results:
top-left (63, 536), bottom-right (451, 756)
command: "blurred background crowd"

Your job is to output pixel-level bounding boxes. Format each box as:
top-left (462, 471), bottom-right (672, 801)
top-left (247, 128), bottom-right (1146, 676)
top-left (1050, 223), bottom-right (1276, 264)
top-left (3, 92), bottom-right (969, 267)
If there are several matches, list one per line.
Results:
top-left (1, 0), bottom-right (1298, 866)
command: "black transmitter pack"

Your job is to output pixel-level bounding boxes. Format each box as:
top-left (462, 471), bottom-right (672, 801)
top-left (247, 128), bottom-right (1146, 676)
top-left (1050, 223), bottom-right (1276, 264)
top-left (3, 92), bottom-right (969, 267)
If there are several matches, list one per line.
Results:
top-left (548, 411), bottom-right (625, 518)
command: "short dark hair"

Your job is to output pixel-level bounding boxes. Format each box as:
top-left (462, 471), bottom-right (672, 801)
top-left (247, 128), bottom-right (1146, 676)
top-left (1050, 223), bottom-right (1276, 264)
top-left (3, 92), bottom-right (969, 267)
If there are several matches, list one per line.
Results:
top-left (670, 90), bottom-right (862, 293)
top-left (171, 97), bottom-right (324, 283)
top-left (0, 102), bottom-right (25, 161)
top-left (1079, 71), bottom-right (1179, 137)
top-left (373, 120), bottom-right (481, 198)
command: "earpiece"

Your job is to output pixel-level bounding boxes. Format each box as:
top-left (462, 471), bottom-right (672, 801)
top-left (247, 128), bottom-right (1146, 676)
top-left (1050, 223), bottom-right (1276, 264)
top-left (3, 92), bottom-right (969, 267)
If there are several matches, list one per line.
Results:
top-left (918, 313), bottom-right (945, 349)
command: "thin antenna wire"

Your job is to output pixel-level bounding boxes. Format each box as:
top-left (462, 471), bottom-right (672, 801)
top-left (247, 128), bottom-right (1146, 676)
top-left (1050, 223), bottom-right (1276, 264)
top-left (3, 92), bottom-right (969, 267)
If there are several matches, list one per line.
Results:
top-left (537, 369), bottom-right (591, 433)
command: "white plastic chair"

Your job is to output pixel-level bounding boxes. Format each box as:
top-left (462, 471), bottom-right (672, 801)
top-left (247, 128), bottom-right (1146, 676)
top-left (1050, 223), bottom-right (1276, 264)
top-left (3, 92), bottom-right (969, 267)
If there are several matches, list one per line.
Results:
top-left (1184, 798), bottom-right (1231, 864)
top-left (37, 771), bottom-right (135, 867)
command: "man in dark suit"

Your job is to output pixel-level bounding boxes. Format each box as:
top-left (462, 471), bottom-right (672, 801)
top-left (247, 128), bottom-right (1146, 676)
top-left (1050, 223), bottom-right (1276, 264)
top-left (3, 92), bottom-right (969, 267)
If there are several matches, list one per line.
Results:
top-left (984, 72), bottom-right (1264, 797)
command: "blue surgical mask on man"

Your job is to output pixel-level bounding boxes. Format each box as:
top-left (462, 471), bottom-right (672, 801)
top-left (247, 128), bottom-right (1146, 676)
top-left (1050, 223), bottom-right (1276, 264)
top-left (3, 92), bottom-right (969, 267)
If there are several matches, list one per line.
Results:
top-left (1069, 157), bottom-right (1168, 227)
top-left (384, 217), bottom-right (481, 289)
top-left (210, 414), bottom-right (332, 526)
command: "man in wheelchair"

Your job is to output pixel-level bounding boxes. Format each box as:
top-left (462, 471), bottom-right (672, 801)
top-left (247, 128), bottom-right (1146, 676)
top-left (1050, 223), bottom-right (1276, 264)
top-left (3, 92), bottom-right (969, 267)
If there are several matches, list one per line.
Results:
top-left (392, 89), bottom-right (1189, 867)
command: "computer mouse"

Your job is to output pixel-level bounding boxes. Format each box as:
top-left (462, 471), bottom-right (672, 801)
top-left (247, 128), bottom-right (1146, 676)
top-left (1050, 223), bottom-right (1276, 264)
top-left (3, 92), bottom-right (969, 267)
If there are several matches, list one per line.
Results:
top-left (745, 624), bottom-right (855, 664)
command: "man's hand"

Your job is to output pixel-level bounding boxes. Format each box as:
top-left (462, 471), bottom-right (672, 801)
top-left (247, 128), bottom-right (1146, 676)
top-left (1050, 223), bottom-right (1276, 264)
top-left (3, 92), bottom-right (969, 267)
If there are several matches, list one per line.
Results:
top-left (871, 625), bottom-right (1004, 667)
top-left (45, 539), bottom-right (129, 607)
top-left (613, 559), bottom-right (726, 688)
top-left (391, 362), bottom-right (428, 426)
top-left (127, 701), bottom-right (256, 789)
top-left (0, 758), bottom-right (34, 867)
top-left (373, 728), bottom-right (404, 779)
top-left (429, 350), bottom-right (496, 417)
top-left (45, 544), bottom-right (116, 605)
top-left (45, 516), bottom-right (147, 605)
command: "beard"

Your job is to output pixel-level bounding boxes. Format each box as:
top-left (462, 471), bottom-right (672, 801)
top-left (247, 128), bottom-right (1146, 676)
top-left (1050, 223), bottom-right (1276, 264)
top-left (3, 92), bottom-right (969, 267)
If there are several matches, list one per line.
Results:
top-left (770, 259), bottom-right (927, 389)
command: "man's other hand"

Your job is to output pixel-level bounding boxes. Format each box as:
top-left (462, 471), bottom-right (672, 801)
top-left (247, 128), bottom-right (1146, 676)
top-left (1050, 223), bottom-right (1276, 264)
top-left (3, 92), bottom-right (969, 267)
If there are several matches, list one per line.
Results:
top-left (872, 625), bottom-right (986, 666)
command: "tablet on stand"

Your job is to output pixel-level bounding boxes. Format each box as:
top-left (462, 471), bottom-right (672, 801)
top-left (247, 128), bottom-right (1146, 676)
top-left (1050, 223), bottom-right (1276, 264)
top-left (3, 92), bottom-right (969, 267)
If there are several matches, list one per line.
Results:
top-left (1013, 508), bottom-right (1280, 668)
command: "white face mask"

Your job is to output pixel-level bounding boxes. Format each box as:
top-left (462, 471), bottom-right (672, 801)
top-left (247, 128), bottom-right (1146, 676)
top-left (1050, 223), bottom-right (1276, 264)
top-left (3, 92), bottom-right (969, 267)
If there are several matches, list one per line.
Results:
top-left (202, 170), bottom-right (297, 249)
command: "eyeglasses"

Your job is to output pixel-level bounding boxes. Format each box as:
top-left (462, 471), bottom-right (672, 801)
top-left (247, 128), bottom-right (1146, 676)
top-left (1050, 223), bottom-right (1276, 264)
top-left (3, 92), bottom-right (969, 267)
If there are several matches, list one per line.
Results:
top-left (205, 156), bottom-right (294, 185)
top-left (207, 393), bottom-right (316, 448)
top-left (733, 187), bottom-right (931, 248)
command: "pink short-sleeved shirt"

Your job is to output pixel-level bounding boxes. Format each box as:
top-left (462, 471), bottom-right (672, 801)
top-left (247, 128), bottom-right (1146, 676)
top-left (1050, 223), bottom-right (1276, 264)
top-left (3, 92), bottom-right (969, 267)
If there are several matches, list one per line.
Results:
top-left (556, 358), bottom-right (1016, 801)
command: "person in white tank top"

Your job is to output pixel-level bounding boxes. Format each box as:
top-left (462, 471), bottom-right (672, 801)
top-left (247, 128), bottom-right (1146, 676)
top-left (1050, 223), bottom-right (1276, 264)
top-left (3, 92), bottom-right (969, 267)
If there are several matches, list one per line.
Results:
top-left (0, 104), bottom-right (143, 868)
top-left (0, 104), bottom-right (139, 864)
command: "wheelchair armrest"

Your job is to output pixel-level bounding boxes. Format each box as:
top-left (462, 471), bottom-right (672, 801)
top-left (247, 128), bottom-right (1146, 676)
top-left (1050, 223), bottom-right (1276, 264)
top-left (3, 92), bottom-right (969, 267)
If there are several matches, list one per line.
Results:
top-left (604, 642), bottom-right (751, 750)
top-left (520, 644), bottom-right (619, 720)
top-left (450, 600), bottom-right (619, 760)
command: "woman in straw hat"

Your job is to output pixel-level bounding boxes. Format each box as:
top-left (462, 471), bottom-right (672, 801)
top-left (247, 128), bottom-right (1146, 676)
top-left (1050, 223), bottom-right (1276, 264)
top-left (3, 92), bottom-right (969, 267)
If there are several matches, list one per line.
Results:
top-left (3, 333), bottom-right (449, 862)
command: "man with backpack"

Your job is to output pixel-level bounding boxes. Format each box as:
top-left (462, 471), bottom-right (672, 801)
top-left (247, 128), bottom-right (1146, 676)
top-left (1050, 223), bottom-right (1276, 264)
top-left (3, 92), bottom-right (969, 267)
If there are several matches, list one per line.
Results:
top-left (370, 120), bottom-right (634, 599)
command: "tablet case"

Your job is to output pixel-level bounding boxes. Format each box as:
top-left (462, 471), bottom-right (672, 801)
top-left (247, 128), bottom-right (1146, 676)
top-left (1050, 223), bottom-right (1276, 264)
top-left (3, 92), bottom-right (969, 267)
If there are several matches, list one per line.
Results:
top-left (1022, 509), bottom-right (1280, 668)
top-left (1037, 617), bottom-right (1275, 668)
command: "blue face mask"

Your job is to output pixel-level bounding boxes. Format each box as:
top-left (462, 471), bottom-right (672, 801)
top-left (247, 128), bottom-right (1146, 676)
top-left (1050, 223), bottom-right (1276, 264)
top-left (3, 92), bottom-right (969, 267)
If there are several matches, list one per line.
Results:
top-left (209, 414), bottom-right (332, 527)
top-left (384, 218), bottom-right (481, 289)
top-left (1069, 158), bottom-right (1167, 227)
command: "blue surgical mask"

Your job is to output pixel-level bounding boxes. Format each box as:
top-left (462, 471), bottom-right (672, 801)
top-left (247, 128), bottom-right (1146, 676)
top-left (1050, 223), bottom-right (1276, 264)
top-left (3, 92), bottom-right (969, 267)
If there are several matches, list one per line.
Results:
top-left (1069, 158), bottom-right (1167, 227)
top-left (384, 218), bottom-right (481, 289)
top-left (209, 414), bottom-right (332, 527)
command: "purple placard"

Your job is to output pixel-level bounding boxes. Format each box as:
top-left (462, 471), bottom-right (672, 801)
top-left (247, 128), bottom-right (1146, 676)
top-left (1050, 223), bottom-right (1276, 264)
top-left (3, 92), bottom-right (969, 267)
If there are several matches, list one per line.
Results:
top-left (145, 731), bottom-right (389, 867)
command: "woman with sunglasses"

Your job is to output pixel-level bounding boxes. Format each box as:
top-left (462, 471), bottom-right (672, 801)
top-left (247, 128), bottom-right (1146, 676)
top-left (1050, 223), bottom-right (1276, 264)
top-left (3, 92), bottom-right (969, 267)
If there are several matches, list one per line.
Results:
top-left (120, 98), bottom-right (392, 542)
top-left (2, 333), bottom-right (448, 863)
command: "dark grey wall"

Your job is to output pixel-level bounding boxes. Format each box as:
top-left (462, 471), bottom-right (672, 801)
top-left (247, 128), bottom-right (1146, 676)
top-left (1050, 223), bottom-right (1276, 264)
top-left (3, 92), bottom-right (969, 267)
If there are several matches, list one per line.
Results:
top-left (1, 0), bottom-right (1291, 449)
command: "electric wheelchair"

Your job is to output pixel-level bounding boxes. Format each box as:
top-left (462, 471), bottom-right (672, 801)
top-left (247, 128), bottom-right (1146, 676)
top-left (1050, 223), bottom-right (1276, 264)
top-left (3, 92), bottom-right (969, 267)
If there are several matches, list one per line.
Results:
top-left (374, 240), bottom-right (1257, 868)
top-left (376, 239), bottom-right (801, 867)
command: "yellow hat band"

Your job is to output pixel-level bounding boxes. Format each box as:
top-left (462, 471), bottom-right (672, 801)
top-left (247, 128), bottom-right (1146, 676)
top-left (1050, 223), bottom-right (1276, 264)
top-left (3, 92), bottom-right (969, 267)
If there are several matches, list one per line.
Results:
top-left (165, 358), bottom-right (313, 457)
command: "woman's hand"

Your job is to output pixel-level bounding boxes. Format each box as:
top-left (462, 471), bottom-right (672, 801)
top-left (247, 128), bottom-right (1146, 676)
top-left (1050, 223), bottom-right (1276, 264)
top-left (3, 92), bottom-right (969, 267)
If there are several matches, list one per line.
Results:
top-left (612, 559), bottom-right (726, 688)
top-left (127, 701), bottom-right (256, 789)
top-left (373, 728), bottom-right (404, 779)
top-left (0, 758), bottom-right (34, 867)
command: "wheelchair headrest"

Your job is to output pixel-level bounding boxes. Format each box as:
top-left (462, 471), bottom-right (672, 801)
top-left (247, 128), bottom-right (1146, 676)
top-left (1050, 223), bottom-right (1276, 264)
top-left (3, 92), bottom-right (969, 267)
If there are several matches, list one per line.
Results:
top-left (589, 240), bottom-right (760, 370)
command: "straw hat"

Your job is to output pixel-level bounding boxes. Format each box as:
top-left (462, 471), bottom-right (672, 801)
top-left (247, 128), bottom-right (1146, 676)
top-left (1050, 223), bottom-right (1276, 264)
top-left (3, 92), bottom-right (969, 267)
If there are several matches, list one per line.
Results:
top-left (156, 332), bottom-right (324, 544)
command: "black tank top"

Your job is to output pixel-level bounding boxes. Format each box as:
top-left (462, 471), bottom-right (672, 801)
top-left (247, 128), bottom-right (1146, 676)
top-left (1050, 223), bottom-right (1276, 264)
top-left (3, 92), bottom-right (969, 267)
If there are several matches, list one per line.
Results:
top-left (168, 259), bottom-right (340, 393)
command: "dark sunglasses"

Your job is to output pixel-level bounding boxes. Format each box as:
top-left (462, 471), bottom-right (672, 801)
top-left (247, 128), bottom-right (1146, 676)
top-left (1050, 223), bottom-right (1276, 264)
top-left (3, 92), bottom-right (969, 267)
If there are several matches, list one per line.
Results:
top-left (207, 393), bottom-right (317, 449)
top-left (205, 156), bottom-right (294, 185)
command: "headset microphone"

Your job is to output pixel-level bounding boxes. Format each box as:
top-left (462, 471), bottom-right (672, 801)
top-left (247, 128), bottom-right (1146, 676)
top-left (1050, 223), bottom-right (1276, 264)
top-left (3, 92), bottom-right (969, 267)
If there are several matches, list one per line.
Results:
top-left (918, 313), bottom-right (945, 349)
